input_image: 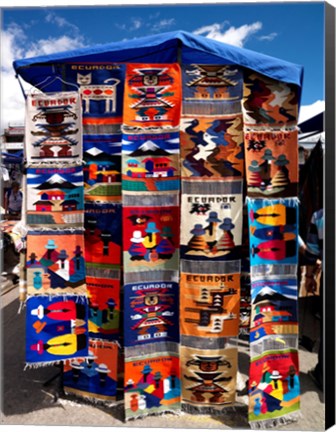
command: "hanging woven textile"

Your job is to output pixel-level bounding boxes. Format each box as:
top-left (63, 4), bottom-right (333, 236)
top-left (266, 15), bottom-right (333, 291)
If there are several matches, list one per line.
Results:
top-left (243, 71), bottom-right (301, 428)
top-left (122, 63), bottom-right (182, 420)
top-left (179, 64), bottom-right (244, 414)
top-left (63, 339), bottom-right (119, 403)
top-left (60, 64), bottom-right (125, 403)
top-left (25, 91), bottom-right (83, 163)
top-left (24, 91), bottom-right (89, 368)
top-left (17, 33), bottom-right (305, 426)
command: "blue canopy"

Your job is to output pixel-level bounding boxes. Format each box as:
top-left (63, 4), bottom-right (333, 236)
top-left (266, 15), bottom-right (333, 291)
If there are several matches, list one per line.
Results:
top-left (13, 30), bottom-right (303, 94)
top-left (2, 151), bottom-right (24, 164)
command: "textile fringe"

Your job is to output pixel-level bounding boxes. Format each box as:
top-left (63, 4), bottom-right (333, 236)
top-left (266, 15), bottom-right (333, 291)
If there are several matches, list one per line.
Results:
top-left (121, 125), bottom-right (180, 134)
top-left (63, 389), bottom-right (119, 408)
top-left (249, 410), bottom-right (301, 429)
top-left (182, 100), bottom-right (242, 116)
top-left (88, 339), bottom-right (121, 349)
top-left (23, 357), bottom-right (73, 371)
top-left (181, 402), bottom-right (244, 416)
top-left (123, 269), bottom-right (179, 284)
top-left (27, 227), bottom-right (85, 234)
top-left (85, 267), bottom-right (120, 279)
top-left (24, 356), bottom-right (91, 369)
top-left (126, 408), bottom-right (182, 422)
top-left (243, 125), bottom-right (298, 133)
top-left (181, 259), bottom-right (241, 275)
top-left (180, 335), bottom-right (237, 350)
top-left (250, 335), bottom-right (299, 357)
top-left (182, 179), bottom-right (243, 195)
top-left (83, 124), bottom-right (121, 135)
top-left (122, 193), bottom-right (179, 207)
top-left (124, 341), bottom-right (179, 358)
top-left (25, 160), bottom-right (83, 168)
top-left (84, 199), bottom-right (121, 205)
top-left (25, 294), bottom-right (89, 303)
top-left (251, 264), bottom-right (298, 278)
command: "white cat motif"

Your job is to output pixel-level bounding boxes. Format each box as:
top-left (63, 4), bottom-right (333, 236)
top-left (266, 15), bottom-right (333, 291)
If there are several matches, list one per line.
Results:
top-left (77, 73), bottom-right (120, 114)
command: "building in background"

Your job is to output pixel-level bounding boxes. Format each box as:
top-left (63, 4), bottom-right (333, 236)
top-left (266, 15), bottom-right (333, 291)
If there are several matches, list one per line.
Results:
top-left (1, 124), bottom-right (24, 188)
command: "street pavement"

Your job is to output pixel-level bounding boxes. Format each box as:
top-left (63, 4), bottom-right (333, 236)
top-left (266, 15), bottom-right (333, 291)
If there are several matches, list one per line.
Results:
top-left (1, 285), bottom-right (325, 430)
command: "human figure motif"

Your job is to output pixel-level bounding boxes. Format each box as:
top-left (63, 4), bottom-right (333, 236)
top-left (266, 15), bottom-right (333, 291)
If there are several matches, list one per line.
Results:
top-left (248, 160), bottom-right (263, 188)
top-left (273, 154), bottom-right (290, 187)
top-left (187, 224), bottom-right (209, 252)
top-left (156, 226), bottom-right (175, 259)
top-left (217, 218), bottom-right (236, 251)
top-left (140, 364), bottom-right (153, 384)
top-left (143, 222), bottom-right (160, 251)
top-left (73, 245), bottom-right (84, 271)
top-left (130, 289), bottom-right (173, 338)
top-left (184, 355), bottom-right (232, 403)
top-left (261, 363), bottom-right (271, 384)
top-left (268, 370), bottom-right (283, 401)
top-left (80, 350), bottom-right (99, 378)
top-left (204, 211), bottom-right (221, 251)
top-left (259, 149), bottom-right (275, 186)
top-left (70, 360), bottom-right (83, 382)
top-left (55, 249), bottom-right (70, 280)
top-left (129, 231), bottom-right (147, 261)
top-left (42, 239), bottom-right (59, 264)
top-left (96, 363), bottom-right (111, 387)
top-left (283, 365), bottom-right (300, 401)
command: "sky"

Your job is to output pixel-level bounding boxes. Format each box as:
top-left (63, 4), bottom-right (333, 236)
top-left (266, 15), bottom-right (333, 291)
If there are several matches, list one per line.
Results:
top-left (0, 1), bottom-right (326, 132)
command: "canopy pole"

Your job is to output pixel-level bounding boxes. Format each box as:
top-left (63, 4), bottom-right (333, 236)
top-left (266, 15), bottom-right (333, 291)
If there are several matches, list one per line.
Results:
top-left (177, 39), bottom-right (182, 65)
top-left (15, 74), bottom-right (27, 100)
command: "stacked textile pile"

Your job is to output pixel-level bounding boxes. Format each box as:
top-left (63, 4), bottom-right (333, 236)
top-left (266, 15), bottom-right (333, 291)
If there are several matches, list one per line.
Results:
top-left (61, 64), bottom-right (125, 403)
top-left (179, 64), bottom-right (244, 413)
top-left (24, 91), bottom-right (89, 366)
top-left (243, 72), bottom-right (301, 428)
top-left (122, 64), bottom-right (182, 419)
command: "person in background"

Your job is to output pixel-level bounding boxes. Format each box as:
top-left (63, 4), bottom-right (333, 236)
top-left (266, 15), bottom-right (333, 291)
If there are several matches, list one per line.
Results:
top-left (299, 208), bottom-right (324, 391)
top-left (4, 181), bottom-right (23, 219)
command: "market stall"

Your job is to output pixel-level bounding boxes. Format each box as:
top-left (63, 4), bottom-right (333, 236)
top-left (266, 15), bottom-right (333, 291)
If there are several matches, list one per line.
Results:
top-left (13, 30), bottom-right (303, 428)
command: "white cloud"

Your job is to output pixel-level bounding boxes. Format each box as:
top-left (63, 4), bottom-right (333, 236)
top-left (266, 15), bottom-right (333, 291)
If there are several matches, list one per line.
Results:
top-left (44, 11), bottom-right (81, 35)
top-left (1, 23), bottom-right (86, 132)
top-left (258, 32), bottom-right (278, 42)
top-left (151, 18), bottom-right (176, 32)
top-left (115, 23), bottom-right (127, 30)
top-left (116, 17), bottom-right (143, 32)
top-left (299, 100), bottom-right (325, 124)
top-left (25, 35), bottom-right (85, 58)
top-left (149, 12), bottom-right (161, 20)
top-left (193, 21), bottom-right (263, 48)
top-left (132, 18), bottom-right (142, 30)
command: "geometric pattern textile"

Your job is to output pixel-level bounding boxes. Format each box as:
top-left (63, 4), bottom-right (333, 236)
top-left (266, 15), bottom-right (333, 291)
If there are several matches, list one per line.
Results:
top-left (243, 71), bottom-right (301, 428)
top-left (23, 59), bottom-right (302, 427)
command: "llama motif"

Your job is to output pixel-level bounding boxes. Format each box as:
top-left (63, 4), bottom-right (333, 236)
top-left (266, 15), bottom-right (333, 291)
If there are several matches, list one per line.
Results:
top-left (77, 73), bottom-right (120, 114)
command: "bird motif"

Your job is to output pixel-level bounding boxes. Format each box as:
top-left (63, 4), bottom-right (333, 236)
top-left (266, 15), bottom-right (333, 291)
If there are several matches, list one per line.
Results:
top-left (194, 132), bottom-right (217, 161)
top-left (269, 84), bottom-right (291, 107)
top-left (279, 107), bottom-right (296, 123)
